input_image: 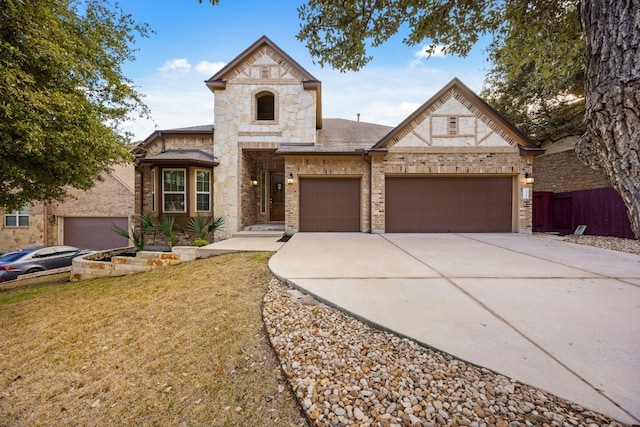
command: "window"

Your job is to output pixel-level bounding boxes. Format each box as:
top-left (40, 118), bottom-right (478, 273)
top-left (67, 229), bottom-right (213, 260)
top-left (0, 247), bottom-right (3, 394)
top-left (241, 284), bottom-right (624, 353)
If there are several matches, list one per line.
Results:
top-left (256, 91), bottom-right (275, 120)
top-left (163, 169), bottom-right (186, 212)
top-left (4, 206), bottom-right (29, 227)
top-left (261, 66), bottom-right (269, 79)
top-left (448, 116), bottom-right (458, 136)
top-left (196, 170), bottom-right (211, 212)
top-left (151, 169), bottom-right (156, 212)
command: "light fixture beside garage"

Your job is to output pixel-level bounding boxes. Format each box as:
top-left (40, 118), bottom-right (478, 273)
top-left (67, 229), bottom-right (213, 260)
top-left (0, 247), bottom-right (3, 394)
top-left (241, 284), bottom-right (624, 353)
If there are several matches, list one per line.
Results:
top-left (250, 176), bottom-right (258, 186)
top-left (524, 172), bottom-right (534, 185)
top-left (287, 173), bottom-right (294, 185)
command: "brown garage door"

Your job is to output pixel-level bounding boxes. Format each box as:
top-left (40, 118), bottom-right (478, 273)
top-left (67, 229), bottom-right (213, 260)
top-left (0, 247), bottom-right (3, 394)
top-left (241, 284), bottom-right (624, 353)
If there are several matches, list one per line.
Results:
top-left (386, 177), bottom-right (513, 232)
top-left (64, 217), bottom-right (129, 250)
top-left (299, 178), bottom-right (360, 232)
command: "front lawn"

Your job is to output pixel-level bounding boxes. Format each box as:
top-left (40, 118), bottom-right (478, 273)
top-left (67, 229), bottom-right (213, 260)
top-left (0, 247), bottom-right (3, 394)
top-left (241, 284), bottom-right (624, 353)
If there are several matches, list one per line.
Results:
top-left (0, 253), bottom-right (306, 426)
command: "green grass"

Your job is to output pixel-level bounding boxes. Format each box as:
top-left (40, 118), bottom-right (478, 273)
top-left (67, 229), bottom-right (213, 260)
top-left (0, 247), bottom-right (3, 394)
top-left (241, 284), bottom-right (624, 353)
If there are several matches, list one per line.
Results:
top-left (0, 253), bottom-right (306, 427)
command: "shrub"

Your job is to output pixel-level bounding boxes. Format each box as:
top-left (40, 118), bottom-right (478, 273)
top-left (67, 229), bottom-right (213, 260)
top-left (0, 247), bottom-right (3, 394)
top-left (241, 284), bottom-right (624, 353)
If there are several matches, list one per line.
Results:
top-left (192, 239), bottom-right (209, 247)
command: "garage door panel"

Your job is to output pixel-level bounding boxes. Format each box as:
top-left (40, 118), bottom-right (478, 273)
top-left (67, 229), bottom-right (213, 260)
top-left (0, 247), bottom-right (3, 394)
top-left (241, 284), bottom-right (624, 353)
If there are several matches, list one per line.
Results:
top-left (386, 177), bottom-right (512, 233)
top-left (300, 178), bottom-right (360, 232)
top-left (64, 217), bottom-right (129, 250)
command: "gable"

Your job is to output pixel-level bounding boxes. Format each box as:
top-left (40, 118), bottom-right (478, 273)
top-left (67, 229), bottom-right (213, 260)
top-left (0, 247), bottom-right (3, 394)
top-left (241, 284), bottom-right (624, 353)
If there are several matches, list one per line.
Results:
top-left (220, 45), bottom-right (308, 84)
top-left (374, 78), bottom-right (535, 151)
top-left (206, 35), bottom-right (319, 87)
top-left (205, 35), bottom-right (322, 128)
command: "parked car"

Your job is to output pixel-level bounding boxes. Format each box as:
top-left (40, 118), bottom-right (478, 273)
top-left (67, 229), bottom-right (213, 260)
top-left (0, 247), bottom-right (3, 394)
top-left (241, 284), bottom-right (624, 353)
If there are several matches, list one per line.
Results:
top-left (0, 246), bottom-right (94, 282)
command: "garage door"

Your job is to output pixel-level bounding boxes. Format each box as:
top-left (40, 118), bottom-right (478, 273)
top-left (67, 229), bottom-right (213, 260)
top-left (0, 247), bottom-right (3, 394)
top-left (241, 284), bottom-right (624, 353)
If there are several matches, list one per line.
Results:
top-left (299, 178), bottom-right (360, 232)
top-left (386, 177), bottom-right (513, 232)
top-left (64, 217), bottom-right (129, 250)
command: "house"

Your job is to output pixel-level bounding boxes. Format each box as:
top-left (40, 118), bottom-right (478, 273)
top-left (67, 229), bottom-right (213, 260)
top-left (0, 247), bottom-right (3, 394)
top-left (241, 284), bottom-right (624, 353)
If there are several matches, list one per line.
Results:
top-left (133, 36), bottom-right (541, 240)
top-left (532, 136), bottom-right (634, 238)
top-left (0, 164), bottom-right (134, 252)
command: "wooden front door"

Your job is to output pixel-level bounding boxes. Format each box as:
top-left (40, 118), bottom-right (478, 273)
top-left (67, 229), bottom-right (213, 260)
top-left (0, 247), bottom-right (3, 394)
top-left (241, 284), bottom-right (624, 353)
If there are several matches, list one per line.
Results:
top-left (270, 171), bottom-right (285, 221)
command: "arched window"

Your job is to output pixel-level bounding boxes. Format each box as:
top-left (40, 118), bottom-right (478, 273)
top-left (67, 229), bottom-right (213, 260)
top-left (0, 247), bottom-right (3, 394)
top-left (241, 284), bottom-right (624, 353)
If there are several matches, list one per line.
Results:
top-left (256, 91), bottom-right (275, 121)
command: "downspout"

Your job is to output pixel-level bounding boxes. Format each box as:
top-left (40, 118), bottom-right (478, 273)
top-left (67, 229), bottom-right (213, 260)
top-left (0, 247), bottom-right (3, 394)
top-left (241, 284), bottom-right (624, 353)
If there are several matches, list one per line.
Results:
top-left (361, 150), bottom-right (372, 233)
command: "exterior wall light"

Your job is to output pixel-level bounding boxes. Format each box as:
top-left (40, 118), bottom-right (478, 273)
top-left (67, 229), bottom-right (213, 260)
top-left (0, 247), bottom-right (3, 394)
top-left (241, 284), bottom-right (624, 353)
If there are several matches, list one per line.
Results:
top-left (524, 172), bottom-right (534, 185)
top-left (251, 176), bottom-right (258, 186)
top-left (287, 173), bottom-right (294, 185)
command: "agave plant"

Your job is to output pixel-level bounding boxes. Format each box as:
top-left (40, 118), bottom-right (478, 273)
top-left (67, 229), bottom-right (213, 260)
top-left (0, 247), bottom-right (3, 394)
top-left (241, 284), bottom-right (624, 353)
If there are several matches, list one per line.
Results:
top-left (156, 216), bottom-right (177, 247)
top-left (111, 212), bottom-right (157, 251)
top-left (187, 215), bottom-right (225, 243)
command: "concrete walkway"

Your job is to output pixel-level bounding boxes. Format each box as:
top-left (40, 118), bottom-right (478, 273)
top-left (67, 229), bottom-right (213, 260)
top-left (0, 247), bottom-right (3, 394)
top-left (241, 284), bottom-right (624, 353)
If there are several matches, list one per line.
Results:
top-left (269, 233), bottom-right (640, 424)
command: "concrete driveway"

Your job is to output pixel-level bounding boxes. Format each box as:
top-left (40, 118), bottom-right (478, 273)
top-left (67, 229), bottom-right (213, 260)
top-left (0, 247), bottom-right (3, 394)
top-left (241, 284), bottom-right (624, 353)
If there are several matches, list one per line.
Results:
top-left (269, 233), bottom-right (640, 424)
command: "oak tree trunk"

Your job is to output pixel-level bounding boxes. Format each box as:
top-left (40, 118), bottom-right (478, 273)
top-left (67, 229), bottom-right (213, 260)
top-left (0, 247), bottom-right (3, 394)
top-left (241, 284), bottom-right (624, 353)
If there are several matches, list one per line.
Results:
top-left (576, 0), bottom-right (640, 238)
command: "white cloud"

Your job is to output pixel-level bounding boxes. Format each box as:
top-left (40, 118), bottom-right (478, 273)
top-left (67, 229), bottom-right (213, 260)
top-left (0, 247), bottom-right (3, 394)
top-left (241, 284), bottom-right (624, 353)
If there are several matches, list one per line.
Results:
top-left (410, 44), bottom-right (447, 67)
top-left (159, 58), bottom-right (192, 73)
top-left (195, 61), bottom-right (226, 76)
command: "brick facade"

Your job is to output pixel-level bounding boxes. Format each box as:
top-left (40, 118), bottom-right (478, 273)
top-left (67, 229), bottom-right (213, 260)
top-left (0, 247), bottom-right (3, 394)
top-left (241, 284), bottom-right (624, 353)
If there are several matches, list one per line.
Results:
top-left (1, 167), bottom-right (134, 252)
top-left (533, 148), bottom-right (610, 193)
top-left (132, 37), bottom-right (538, 237)
top-left (134, 133), bottom-right (216, 245)
top-left (284, 156), bottom-right (370, 234)
top-left (370, 150), bottom-right (533, 233)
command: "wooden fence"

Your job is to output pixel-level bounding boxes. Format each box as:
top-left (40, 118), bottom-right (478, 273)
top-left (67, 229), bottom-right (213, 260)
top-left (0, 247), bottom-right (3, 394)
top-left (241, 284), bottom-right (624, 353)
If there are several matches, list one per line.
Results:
top-left (533, 187), bottom-right (634, 239)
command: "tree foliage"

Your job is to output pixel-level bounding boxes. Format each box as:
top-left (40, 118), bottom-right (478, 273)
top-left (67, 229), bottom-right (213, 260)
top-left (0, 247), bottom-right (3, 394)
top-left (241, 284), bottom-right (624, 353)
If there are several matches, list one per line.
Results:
top-left (296, 0), bottom-right (586, 143)
top-left (292, 0), bottom-right (639, 237)
top-left (0, 0), bottom-right (150, 212)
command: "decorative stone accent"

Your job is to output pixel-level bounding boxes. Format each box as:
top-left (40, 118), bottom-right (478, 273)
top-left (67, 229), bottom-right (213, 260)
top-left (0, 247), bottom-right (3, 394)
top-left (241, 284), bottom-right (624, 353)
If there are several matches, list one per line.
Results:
top-left (213, 50), bottom-right (318, 237)
top-left (70, 246), bottom-right (205, 281)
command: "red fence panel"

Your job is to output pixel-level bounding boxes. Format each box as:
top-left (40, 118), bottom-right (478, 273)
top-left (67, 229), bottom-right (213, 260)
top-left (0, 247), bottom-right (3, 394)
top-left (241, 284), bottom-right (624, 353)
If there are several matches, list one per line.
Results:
top-left (533, 187), bottom-right (634, 239)
top-left (570, 187), bottom-right (634, 239)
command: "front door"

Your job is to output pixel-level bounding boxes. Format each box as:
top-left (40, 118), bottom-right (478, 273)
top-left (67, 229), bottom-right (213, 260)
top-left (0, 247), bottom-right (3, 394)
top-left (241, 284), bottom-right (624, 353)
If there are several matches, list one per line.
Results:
top-left (270, 171), bottom-right (285, 221)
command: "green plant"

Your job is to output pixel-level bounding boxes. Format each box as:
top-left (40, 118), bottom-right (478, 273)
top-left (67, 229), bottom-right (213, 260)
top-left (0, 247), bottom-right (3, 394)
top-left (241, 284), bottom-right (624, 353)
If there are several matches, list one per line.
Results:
top-left (156, 216), bottom-right (177, 247)
top-left (187, 215), bottom-right (225, 242)
top-left (140, 212), bottom-right (157, 241)
top-left (111, 213), bottom-right (157, 251)
top-left (192, 239), bottom-right (209, 247)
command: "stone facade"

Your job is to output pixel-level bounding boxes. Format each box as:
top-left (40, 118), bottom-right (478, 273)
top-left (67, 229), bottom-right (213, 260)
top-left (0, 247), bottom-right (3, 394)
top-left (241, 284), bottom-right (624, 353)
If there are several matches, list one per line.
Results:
top-left (210, 43), bottom-right (318, 238)
top-left (533, 136), bottom-right (610, 193)
top-left (132, 36), bottom-right (539, 237)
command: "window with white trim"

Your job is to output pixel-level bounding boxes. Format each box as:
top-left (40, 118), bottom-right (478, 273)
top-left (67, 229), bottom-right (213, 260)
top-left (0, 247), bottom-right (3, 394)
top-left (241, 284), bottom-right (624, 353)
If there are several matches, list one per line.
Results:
top-left (195, 170), bottom-right (211, 212)
top-left (4, 206), bottom-right (29, 227)
top-left (163, 169), bottom-right (186, 212)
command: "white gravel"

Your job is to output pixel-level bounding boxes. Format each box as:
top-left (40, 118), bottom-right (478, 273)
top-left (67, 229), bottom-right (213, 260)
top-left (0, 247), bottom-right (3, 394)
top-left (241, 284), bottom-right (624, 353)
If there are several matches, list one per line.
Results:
top-left (562, 235), bottom-right (640, 255)
top-left (264, 277), bottom-right (629, 427)
top-left (264, 235), bottom-right (638, 426)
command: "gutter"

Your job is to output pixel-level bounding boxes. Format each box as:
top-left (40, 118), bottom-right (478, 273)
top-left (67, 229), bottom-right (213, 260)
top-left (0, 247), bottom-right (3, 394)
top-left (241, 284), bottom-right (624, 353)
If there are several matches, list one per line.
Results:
top-left (360, 149), bottom-right (373, 233)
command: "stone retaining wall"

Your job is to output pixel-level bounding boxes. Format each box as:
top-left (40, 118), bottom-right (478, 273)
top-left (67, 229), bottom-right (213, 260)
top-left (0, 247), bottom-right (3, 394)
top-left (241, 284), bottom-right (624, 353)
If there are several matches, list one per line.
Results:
top-left (70, 246), bottom-right (200, 281)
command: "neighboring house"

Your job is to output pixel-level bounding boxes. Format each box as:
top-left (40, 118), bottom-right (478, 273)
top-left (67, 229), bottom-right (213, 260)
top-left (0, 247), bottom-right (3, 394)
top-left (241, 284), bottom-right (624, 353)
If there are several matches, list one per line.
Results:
top-left (1, 164), bottom-right (134, 251)
top-left (134, 36), bottom-right (542, 239)
top-left (532, 136), bottom-right (634, 238)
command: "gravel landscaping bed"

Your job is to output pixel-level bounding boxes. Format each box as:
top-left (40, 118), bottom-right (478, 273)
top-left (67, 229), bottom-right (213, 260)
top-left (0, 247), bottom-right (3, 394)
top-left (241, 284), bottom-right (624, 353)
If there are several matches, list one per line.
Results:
top-left (562, 235), bottom-right (640, 255)
top-left (264, 278), bottom-right (628, 427)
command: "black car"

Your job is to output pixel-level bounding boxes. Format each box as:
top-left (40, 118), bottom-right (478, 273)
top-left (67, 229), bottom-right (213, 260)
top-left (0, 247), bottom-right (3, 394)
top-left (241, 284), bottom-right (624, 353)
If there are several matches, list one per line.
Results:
top-left (0, 246), bottom-right (93, 282)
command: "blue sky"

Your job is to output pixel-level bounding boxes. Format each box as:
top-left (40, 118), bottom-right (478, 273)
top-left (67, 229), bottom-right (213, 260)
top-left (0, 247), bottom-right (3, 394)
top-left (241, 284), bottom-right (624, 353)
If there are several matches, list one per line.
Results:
top-left (120, 1), bottom-right (492, 141)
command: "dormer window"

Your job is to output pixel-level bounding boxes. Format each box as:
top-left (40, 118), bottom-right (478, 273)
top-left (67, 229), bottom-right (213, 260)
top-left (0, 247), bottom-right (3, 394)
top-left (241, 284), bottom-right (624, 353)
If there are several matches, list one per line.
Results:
top-left (256, 91), bottom-right (275, 121)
